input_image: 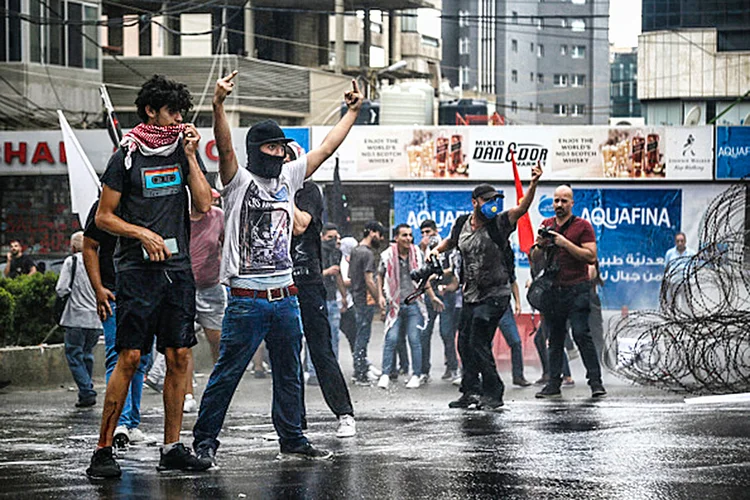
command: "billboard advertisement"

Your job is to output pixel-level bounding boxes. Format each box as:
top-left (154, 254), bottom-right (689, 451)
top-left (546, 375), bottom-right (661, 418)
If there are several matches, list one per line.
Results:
top-left (716, 126), bottom-right (750, 180)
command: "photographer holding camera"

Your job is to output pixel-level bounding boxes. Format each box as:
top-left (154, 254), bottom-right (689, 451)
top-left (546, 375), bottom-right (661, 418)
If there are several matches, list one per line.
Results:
top-left (376, 224), bottom-right (439, 389)
top-left (530, 185), bottom-right (606, 399)
top-left (430, 164), bottom-right (542, 411)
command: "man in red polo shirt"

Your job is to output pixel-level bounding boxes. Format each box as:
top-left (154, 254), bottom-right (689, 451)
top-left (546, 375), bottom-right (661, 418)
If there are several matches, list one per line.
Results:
top-left (530, 184), bottom-right (606, 399)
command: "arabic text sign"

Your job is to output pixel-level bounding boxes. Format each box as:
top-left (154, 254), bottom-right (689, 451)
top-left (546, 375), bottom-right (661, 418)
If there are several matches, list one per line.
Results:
top-left (716, 127), bottom-right (750, 180)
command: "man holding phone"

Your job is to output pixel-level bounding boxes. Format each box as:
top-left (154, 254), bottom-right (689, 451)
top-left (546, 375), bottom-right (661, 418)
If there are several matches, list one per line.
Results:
top-left (86, 75), bottom-right (212, 478)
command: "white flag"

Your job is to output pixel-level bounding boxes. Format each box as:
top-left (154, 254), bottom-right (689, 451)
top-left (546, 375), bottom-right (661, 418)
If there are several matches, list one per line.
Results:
top-left (58, 111), bottom-right (101, 228)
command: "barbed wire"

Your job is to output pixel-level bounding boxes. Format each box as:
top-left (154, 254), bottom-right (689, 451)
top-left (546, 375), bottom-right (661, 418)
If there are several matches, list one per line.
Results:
top-left (603, 182), bottom-right (750, 395)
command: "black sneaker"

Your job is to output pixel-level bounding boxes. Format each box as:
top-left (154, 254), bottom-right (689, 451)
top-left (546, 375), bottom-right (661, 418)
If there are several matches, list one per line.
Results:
top-left (195, 446), bottom-right (217, 469)
top-left (86, 447), bottom-right (121, 478)
top-left (591, 384), bottom-right (607, 398)
top-left (535, 385), bottom-right (563, 399)
top-left (448, 393), bottom-right (480, 409)
top-left (75, 397), bottom-right (96, 408)
top-left (157, 443), bottom-right (212, 472)
top-left (277, 442), bottom-right (333, 461)
top-left (478, 396), bottom-right (505, 411)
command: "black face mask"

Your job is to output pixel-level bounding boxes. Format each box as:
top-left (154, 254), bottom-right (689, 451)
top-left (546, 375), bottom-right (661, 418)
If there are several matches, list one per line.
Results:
top-left (322, 239), bottom-right (337, 251)
top-left (248, 146), bottom-right (284, 178)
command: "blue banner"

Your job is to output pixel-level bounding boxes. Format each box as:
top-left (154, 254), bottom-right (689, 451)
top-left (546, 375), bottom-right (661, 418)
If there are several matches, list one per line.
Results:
top-left (716, 127), bottom-right (750, 179)
top-left (563, 188), bottom-right (682, 310)
top-left (281, 127), bottom-right (310, 152)
top-left (393, 190), bottom-right (476, 240)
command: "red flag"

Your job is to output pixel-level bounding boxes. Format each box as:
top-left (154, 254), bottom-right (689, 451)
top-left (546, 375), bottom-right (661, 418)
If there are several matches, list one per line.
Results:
top-left (510, 150), bottom-right (535, 254)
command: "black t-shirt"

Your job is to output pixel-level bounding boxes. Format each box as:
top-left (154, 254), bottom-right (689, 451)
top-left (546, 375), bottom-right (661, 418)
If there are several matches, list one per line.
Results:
top-left (321, 242), bottom-right (342, 300)
top-left (291, 181), bottom-right (325, 285)
top-left (7, 254), bottom-right (35, 278)
top-left (83, 200), bottom-right (117, 291)
top-left (349, 244), bottom-right (376, 306)
top-left (100, 145), bottom-right (205, 272)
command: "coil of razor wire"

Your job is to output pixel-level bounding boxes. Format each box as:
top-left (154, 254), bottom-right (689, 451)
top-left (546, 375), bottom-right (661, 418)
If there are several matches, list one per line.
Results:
top-left (603, 183), bottom-right (750, 394)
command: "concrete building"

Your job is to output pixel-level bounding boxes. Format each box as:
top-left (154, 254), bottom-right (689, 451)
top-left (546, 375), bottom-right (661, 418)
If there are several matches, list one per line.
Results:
top-left (639, 0), bottom-right (750, 125)
top-left (441, 0), bottom-right (610, 125)
top-left (610, 47), bottom-right (641, 119)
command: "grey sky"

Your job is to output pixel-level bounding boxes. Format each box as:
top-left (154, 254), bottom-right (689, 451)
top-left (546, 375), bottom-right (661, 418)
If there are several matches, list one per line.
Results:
top-left (609, 0), bottom-right (642, 48)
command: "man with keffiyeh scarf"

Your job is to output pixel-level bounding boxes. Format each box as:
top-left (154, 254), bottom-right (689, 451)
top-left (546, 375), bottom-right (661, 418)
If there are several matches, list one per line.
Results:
top-left (376, 224), bottom-right (434, 390)
top-left (86, 75), bottom-right (212, 479)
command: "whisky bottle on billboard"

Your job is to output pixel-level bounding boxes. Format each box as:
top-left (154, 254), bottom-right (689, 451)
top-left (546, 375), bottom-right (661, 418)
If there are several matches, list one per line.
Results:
top-left (450, 134), bottom-right (464, 175)
top-left (646, 133), bottom-right (659, 175)
top-left (436, 133), bottom-right (449, 177)
top-left (631, 134), bottom-right (645, 177)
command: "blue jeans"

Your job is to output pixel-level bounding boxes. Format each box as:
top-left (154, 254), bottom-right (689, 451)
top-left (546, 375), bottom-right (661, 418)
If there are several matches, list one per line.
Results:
top-left (546, 283), bottom-right (602, 388)
top-left (419, 295), bottom-right (441, 375)
top-left (193, 294), bottom-right (307, 452)
top-left (496, 307), bottom-right (525, 380)
top-left (438, 292), bottom-right (459, 372)
top-left (103, 300), bottom-right (151, 429)
top-left (382, 303), bottom-right (424, 376)
top-left (64, 327), bottom-right (100, 402)
top-left (353, 304), bottom-right (376, 381)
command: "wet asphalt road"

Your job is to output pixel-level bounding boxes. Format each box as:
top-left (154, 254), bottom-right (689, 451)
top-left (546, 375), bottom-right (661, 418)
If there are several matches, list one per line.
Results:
top-left (1, 326), bottom-right (750, 499)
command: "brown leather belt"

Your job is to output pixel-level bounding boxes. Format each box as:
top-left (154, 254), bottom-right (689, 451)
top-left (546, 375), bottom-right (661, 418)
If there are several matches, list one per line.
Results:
top-left (230, 285), bottom-right (298, 301)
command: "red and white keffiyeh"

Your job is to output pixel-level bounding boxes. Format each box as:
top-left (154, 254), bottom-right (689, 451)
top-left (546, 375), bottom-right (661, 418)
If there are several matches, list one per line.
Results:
top-left (381, 243), bottom-right (426, 332)
top-left (120, 123), bottom-right (186, 169)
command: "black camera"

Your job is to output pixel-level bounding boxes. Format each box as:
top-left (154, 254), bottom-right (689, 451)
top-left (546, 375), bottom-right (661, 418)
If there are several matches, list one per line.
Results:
top-left (538, 227), bottom-right (553, 239)
top-left (410, 254), bottom-right (443, 283)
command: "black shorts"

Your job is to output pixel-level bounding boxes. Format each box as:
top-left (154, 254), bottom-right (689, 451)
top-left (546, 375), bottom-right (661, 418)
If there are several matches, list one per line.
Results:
top-left (116, 268), bottom-right (197, 354)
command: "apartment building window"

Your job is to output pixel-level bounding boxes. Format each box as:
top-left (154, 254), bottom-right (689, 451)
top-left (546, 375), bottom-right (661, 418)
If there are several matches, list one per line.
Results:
top-left (537, 44), bottom-right (544, 58)
top-left (530, 72), bottom-right (535, 82)
top-left (572, 45), bottom-right (586, 58)
top-left (512, 11), bottom-right (518, 24)
top-left (572, 0), bottom-right (586, 4)
top-left (553, 74), bottom-right (568, 87)
top-left (401, 9), bottom-right (417, 32)
top-left (24, 0), bottom-right (99, 68)
top-left (537, 73), bottom-right (544, 83)
top-left (560, 45), bottom-right (568, 56)
top-left (422, 35), bottom-right (439, 47)
top-left (560, 18), bottom-right (568, 28)
top-left (537, 103), bottom-right (544, 113)
top-left (345, 42), bottom-right (360, 67)
top-left (511, 101), bottom-right (518, 113)
top-left (571, 104), bottom-right (585, 116)
top-left (459, 37), bottom-right (470, 55)
top-left (458, 10), bottom-right (469, 28)
top-left (511, 70), bottom-right (518, 83)
top-left (571, 19), bottom-right (586, 32)
top-left (512, 39), bottom-right (518, 52)
top-left (554, 104), bottom-right (567, 116)
top-left (536, 17), bottom-right (544, 29)
top-left (459, 66), bottom-right (470, 88)
top-left (529, 102), bottom-right (534, 111)
top-left (571, 74), bottom-right (586, 87)
top-left (530, 42), bottom-right (534, 52)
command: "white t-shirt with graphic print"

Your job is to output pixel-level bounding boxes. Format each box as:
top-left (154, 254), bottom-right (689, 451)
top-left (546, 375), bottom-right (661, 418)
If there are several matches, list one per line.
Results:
top-left (220, 157), bottom-right (307, 287)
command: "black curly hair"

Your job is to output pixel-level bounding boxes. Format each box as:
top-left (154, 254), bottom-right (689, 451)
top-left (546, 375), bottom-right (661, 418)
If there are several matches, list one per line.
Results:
top-left (135, 75), bottom-right (193, 123)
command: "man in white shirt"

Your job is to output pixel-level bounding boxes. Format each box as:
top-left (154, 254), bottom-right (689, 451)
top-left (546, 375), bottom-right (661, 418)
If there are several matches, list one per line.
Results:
top-left (663, 232), bottom-right (695, 310)
top-left (192, 71), bottom-right (363, 465)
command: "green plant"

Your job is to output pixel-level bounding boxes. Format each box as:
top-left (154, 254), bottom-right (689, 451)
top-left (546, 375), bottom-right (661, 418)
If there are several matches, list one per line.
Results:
top-left (0, 287), bottom-right (15, 345)
top-left (0, 272), bottom-right (61, 346)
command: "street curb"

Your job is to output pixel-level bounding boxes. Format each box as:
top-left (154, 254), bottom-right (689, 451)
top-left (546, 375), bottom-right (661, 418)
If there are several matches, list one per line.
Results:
top-left (0, 333), bottom-right (214, 388)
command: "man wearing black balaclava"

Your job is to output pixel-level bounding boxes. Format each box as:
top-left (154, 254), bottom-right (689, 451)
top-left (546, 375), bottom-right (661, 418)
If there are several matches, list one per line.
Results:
top-left (193, 70), bottom-right (363, 466)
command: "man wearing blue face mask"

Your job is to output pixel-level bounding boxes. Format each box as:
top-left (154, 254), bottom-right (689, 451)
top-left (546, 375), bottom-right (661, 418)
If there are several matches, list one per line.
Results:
top-left (429, 164), bottom-right (542, 411)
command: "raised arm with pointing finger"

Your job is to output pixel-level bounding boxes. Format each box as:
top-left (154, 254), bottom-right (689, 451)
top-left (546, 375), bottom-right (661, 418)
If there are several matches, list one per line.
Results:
top-left (212, 70), bottom-right (363, 185)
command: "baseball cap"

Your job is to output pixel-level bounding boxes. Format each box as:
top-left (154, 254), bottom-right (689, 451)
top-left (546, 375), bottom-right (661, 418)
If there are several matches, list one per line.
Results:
top-left (246, 119), bottom-right (293, 147)
top-left (472, 184), bottom-right (504, 200)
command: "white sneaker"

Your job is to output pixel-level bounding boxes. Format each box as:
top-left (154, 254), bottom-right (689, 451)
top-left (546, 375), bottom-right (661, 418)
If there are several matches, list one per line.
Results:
top-left (127, 427), bottom-right (157, 446)
top-left (183, 394), bottom-right (198, 414)
top-left (452, 376), bottom-right (463, 387)
top-left (405, 375), bottom-right (421, 389)
top-left (336, 415), bottom-right (356, 438)
top-left (367, 364), bottom-right (382, 377)
top-left (113, 425), bottom-right (129, 449)
top-left (377, 374), bottom-right (390, 389)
